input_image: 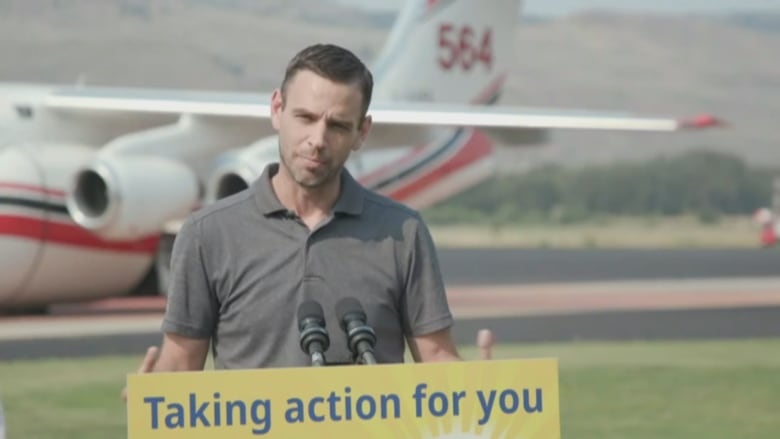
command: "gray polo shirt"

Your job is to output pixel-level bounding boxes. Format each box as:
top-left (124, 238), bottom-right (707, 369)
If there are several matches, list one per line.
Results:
top-left (161, 163), bottom-right (453, 369)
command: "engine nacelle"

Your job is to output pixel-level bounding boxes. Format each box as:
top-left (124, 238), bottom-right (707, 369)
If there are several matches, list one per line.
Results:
top-left (205, 136), bottom-right (279, 203)
top-left (67, 154), bottom-right (199, 240)
top-left (1, 143), bottom-right (162, 308)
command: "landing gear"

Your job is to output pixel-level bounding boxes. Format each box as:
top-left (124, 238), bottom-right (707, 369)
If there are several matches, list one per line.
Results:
top-left (128, 232), bottom-right (175, 297)
top-left (154, 233), bottom-right (176, 297)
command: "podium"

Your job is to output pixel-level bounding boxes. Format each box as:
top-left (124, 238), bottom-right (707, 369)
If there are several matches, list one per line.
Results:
top-left (126, 358), bottom-right (560, 438)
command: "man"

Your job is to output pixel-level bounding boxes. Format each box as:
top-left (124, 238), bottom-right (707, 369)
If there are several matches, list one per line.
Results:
top-left (127, 43), bottom-right (461, 382)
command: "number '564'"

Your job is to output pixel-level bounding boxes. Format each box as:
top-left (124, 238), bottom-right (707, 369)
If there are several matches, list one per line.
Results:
top-left (437, 23), bottom-right (493, 71)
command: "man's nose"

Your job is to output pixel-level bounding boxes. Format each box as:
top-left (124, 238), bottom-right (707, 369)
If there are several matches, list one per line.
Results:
top-left (308, 120), bottom-right (328, 149)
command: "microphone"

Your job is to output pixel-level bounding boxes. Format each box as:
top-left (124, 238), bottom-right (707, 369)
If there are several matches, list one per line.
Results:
top-left (297, 300), bottom-right (330, 367)
top-left (336, 297), bottom-right (378, 365)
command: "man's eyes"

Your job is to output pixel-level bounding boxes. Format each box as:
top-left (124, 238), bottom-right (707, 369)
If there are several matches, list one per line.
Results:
top-left (294, 114), bottom-right (351, 131)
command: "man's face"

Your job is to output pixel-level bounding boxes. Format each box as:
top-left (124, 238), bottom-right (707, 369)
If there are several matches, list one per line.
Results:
top-left (271, 70), bottom-right (371, 189)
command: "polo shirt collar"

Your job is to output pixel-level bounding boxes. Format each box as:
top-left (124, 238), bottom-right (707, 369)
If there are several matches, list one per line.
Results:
top-left (332, 168), bottom-right (364, 215)
top-left (254, 163), bottom-right (364, 216)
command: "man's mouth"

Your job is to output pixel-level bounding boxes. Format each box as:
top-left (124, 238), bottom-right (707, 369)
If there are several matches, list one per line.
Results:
top-left (300, 156), bottom-right (325, 167)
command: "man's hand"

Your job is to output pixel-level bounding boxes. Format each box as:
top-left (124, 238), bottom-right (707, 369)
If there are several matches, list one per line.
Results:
top-left (477, 329), bottom-right (495, 360)
top-left (121, 346), bottom-right (160, 402)
top-left (408, 328), bottom-right (461, 362)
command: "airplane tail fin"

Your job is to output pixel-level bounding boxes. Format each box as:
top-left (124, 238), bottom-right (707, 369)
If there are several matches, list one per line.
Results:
top-left (372, 0), bottom-right (520, 105)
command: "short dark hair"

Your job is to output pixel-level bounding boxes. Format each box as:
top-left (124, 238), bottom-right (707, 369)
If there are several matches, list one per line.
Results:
top-left (280, 44), bottom-right (374, 121)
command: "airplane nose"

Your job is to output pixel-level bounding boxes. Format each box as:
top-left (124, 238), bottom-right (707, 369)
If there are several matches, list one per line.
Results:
top-left (0, 147), bottom-right (45, 306)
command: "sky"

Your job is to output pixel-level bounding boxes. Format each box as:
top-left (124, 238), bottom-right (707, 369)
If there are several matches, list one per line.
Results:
top-left (335, 0), bottom-right (780, 16)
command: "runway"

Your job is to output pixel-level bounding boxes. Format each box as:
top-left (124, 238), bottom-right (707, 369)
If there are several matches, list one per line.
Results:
top-left (2, 248), bottom-right (780, 360)
top-left (437, 247), bottom-right (780, 285)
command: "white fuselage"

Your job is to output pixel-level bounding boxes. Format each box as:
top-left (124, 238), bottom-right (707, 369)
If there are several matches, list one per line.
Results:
top-left (0, 0), bottom-right (517, 308)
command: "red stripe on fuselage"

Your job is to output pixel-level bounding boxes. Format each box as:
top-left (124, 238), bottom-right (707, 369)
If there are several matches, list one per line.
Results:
top-left (0, 215), bottom-right (158, 254)
top-left (0, 182), bottom-right (66, 198)
top-left (387, 128), bottom-right (493, 201)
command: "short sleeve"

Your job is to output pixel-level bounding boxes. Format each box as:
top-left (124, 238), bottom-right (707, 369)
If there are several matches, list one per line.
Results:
top-left (160, 216), bottom-right (218, 339)
top-left (400, 216), bottom-right (454, 337)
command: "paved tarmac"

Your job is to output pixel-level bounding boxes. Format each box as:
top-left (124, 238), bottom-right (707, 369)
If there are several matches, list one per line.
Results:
top-left (437, 248), bottom-right (780, 285)
top-left (3, 305), bottom-right (780, 361)
top-left (2, 248), bottom-right (780, 360)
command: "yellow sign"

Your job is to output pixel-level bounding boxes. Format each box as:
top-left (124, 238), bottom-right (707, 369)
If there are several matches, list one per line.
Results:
top-left (127, 358), bottom-right (560, 438)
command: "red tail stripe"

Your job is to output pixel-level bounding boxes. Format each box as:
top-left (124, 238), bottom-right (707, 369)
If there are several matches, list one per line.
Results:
top-left (359, 73), bottom-right (505, 187)
top-left (471, 73), bottom-right (507, 105)
top-left (358, 144), bottom-right (429, 187)
top-left (388, 129), bottom-right (493, 201)
top-left (0, 215), bottom-right (158, 254)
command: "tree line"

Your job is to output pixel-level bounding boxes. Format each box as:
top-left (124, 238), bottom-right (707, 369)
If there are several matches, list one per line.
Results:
top-left (421, 151), bottom-right (776, 225)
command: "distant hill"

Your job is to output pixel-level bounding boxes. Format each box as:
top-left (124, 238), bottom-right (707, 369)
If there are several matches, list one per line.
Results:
top-left (0, 1), bottom-right (778, 172)
top-left (0, 0), bottom-right (389, 89)
top-left (503, 11), bottom-right (780, 170)
top-left (721, 11), bottom-right (780, 33)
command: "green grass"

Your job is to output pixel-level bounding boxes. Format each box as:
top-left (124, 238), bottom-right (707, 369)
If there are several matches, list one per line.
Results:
top-left (464, 339), bottom-right (780, 439)
top-left (429, 215), bottom-right (761, 248)
top-left (2, 339), bottom-right (780, 438)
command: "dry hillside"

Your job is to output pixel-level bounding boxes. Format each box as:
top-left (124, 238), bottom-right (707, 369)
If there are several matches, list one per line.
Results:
top-left (1, 1), bottom-right (778, 170)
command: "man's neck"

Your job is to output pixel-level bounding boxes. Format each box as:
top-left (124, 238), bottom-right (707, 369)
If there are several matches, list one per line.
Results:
top-left (271, 168), bottom-right (341, 229)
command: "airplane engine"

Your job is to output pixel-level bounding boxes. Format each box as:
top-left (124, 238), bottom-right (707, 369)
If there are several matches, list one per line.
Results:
top-left (67, 154), bottom-right (199, 240)
top-left (0, 143), bottom-right (157, 308)
top-left (205, 136), bottom-right (279, 203)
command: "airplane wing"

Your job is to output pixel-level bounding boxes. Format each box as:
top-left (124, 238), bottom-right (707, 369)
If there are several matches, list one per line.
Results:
top-left (45, 86), bottom-right (721, 135)
top-left (45, 86), bottom-right (273, 118)
top-left (369, 102), bottom-right (721, 131)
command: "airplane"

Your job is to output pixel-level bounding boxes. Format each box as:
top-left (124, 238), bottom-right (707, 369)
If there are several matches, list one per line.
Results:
top-left (0, 0), bottom-right (720, 311)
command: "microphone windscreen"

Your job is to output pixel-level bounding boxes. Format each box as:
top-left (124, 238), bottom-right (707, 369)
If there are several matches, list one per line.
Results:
top-left (298, 300), bottom-right (325, 327)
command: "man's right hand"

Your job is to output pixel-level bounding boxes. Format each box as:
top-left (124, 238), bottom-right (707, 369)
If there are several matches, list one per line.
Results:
top-left (121, 346), bottom-right (160, 402)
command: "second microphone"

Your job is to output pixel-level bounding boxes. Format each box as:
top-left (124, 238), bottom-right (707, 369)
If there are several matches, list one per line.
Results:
top-left (336, 297), bottom-right (378, 365)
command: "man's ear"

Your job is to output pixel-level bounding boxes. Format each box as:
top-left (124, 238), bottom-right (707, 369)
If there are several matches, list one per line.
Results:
top-left (270, 89), bottom-right (283, 130)
top-left (353, 114), bottom-right (373, 152)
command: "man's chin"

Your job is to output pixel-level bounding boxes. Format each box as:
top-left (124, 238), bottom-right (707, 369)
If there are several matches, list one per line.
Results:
top-left (294, 171), bottom-right (331, 189)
